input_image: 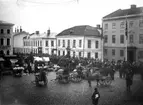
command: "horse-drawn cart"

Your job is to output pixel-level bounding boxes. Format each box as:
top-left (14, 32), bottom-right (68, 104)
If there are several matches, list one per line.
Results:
top-left (85, 67), bottom-right (113, 86)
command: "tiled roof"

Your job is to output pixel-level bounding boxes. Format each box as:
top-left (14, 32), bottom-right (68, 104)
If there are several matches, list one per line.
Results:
top-left (103, 6), bottom-right (143, 19)
top-left (57, 25), bottom-right (101, 37)
top-left (23, 32), bottom-right (57, 39)
top-left (0, 20), bottom-right (14, 25)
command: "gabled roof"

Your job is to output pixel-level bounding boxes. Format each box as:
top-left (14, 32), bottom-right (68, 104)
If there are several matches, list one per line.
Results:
top-left (103, 6), bottom-right (143, 19)
top-left (0, 20), bottom-right (14, 25)
top-left (57, 25), bottom-right (101, 37)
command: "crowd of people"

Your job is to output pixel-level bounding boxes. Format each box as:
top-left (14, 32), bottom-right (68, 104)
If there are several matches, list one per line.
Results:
top-left (1, 54), bottom-right (143, 105)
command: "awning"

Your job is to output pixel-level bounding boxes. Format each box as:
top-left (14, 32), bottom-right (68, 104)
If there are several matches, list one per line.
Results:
top-left (34, 57), bottom-right (43, 61)
top-left (43, 57), bottom-right (50, 61)
top-left (0, 57), bottom-right (5, 61)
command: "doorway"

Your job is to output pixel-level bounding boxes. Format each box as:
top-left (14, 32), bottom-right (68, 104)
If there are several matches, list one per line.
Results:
top-left (128, 50), bottom-right (134, 62)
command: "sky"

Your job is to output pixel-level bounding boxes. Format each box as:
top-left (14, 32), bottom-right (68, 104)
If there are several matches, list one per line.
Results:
top-left (0, 0), bottom-right (143, 34)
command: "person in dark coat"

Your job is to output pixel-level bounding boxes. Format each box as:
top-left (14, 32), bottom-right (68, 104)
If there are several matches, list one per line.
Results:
top-left (91, 88), bottom-right (100, 105)
top-left (86, 68), bottom-right (91, 87)
top-left (126, 69), bottom-right (133, 91)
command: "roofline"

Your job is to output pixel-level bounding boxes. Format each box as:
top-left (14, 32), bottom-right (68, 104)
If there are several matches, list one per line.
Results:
top-left (0, 22), bottom-right (14, 26)
top-left (13, 32), bottom-right (29, 36)
top-left (102, 13), bottom-right (143, 21)
top-left (42, 38), bottom-right (56, 39)
top-left (56, 34), bottom-right (101, 37)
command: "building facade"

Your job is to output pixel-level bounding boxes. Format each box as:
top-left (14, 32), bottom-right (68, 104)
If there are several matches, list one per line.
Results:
top-left (13, 27), bottom-right (29, 54)
top-left (56, 25), bottom-right (103, 60)
top-left (23, 30), bottom-right (57, 55)
top-left (103, 4), bottom-right (143, 62)
top-left (0, 20), bottom-right (14, 55)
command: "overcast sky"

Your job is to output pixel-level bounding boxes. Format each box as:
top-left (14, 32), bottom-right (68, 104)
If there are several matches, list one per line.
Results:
top-left (0, 0), bottom-right (143, 33)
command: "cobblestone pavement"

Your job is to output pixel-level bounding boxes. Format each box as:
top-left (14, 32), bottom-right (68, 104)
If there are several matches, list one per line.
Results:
top-left (0, 71), bottom-right (143, 105)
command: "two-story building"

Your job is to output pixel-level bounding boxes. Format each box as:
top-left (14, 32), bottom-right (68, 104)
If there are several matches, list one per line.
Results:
top-left (23, 29), bottom-right (57, 55)
top-left (56, 25), bottom-right (103, 59)
top-left (0, 20), bottom-right (14, 55)
top-left (102, 4), bottom-right (143, 62)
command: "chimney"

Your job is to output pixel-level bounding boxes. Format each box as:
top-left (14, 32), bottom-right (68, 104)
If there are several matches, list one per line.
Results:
top-left (96, 24), bottom-right (100, 29)
top-left (20, 26), bottom-right (22, 32)
top-left (36, 31), bottom-right (39, 35)
top-left (131, 4), bottom-right (136, 9)
top-left (47, 28), bottom-right (50, 36)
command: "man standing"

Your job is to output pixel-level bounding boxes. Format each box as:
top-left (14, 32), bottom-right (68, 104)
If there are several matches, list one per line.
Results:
top-left (91, 88), bottom-right (100, 105)
top-left (126, 69), bottom-right (133, 91)
top-left (87, 68), bottom-right (91, 87)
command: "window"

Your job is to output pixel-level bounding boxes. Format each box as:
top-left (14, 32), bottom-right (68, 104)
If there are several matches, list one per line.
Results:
top-left (63, 51), bottom-right (65, 56)
top-left (79, 52), bottom-right (81, 57)
top-left (95, 41), bottom-right (99, 48)
top-left (139, 20), bottom-right (143, 27)
top-left (112, 35), bottom-right (116, 43)
top-left (129, 21), bottom-right (134, 28)
top-left (120, 50), bottom-right (124, 57)
top-left (46, 41), bottom-right (48, 47)
top-left (120, 35), bottom-right (124, 44)
top-left (139, 34), bottom-right (143, 44)
top-left (138, 51), bottom-right (143, 58)
top-left (63, 40), bottom-right (65, 47)
top-left (112, 23), bottom-right (116, 29)
top-left (68, 40), bottom-right (70, 47)
top-left (88, 40), bottom-right (91, 48)
top-left (7, 38), bottom-right (10, 46)
top-left (112, 49), bottom-right (115, 56)
top-left (7, 50), bottom-right (10, 55)
top-left (24, 41), bottom-right (26, 46)
top-left (58, 40), bottom-right (60, 46)
top-left (38, 41), bottom-right (40, 46)
top-left (104, 35), bottom-right (108, 43)
top-left (104, 49), bottom-right (107, 56)
top-left (23, 41), bottom-right (25, 46)
top-left (120, 22), bottom-right (124, 28)
top-left (1, 38), bottom-right (4, 45)
top-left (58, 51), bottom-right (60, 56)
top-left (51, 41), bottom-right (54, 47)
top-left (1, 29), bottom-right (4, 34)
top-left (40, 41), bottom-right (42, 46)
top-left (7, 29), bottom-right (10, 34)
top-left (87, 52), bottom-right (91, 58)
top-left (129, 34), bottom-right (133, 43)
top-left (33, 40), bottom-right (35, 46)
top-left (95, 52), bottom-right (98, 58)
top-left (73, 40), bottom-right (76, 48)
top-left (104, 24), bottom-right (108, 29)
top-left (36, 41), bottom-right (37, 46)
top-left (79, 40), bottom-right (82, 47)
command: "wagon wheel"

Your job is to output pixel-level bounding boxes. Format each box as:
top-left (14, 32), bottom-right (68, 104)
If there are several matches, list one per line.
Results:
top-left (105, 76), bottom-right (112, 85)
top-left (70, 74), bottom-right (82, 82)
top-left (98, 79), bottom-right (105, 85)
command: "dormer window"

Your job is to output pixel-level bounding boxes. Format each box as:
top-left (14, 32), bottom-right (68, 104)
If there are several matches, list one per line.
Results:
top-left (70, 30), bottom-right (74, 34)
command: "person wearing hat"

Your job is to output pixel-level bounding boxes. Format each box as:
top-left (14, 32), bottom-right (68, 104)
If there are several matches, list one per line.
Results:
top-left (91, 88), bottom-right (100, 105)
